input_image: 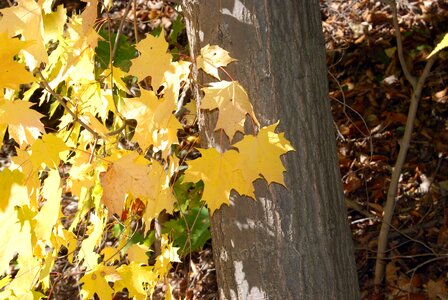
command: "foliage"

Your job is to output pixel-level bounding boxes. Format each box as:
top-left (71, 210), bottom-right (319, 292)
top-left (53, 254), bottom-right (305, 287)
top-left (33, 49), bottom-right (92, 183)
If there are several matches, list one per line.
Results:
top-left (428, 32), bottom-right (448, 58)
top-left (0, 0), bottom-right (293, 299)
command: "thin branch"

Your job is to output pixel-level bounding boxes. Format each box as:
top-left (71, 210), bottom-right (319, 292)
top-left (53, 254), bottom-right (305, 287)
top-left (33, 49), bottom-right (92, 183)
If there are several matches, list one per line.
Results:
top-left (373, 1), bottom-right (438, 291)
top-left (111, 0), bottom-right (132, 62)
top-left (133, 0), bottom-right (139, 43)
top-left (37, 70), bottom-right (101, 140)
top-left (388, 0), bottom-right (417, 87)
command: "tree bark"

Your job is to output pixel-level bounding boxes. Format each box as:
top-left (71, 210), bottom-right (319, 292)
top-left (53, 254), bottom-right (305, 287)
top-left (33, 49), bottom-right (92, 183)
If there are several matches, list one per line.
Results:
top-left (183, 1), bottom-right (360, 299)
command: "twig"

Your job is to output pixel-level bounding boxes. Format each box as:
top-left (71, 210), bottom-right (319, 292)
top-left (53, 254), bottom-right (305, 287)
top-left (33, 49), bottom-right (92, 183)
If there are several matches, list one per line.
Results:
top-left (388, 0), bottom-right (417, 88)
top-left (373, 0), bottom-right (438, 292)
top-left (111, 0), bottom-right (132, 63)
top-left (37, 70), bottom-right (101, 140)
top-left (133, 0), bottom-right (139, 43)
top-left (408, 254), bottom-right (448, 299)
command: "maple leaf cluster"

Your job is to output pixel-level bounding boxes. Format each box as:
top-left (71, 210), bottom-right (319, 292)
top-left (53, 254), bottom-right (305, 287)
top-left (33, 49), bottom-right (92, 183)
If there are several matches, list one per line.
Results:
top-left (0, 0), bottom-right (293, 299)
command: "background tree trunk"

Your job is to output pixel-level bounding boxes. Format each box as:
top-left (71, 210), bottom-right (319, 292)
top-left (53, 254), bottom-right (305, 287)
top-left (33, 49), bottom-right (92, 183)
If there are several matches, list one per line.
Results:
top-left (183, 1), bottom-right (360, 299)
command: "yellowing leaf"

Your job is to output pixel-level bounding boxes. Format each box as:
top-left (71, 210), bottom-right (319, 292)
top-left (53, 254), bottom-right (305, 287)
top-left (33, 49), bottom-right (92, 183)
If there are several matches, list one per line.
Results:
top-left (197, 44), bottom-right (237, 79)
top-left (81, 0), bottom-right (98, 37)
top-left (3, 208), bottom-right (38, 297)
top-left (122, 88), bottom-right (181, 154)
top-left (101, 66), bottom-right (129, 93)
top-left (80, 263), bottom-right (120, 300)
top-left (0, 99), bottom-right (44, 147)
top-left (78, 213), bottom-right (105, 268)
top-left (154, 235), bottom-right (181, 275)
top-left (99, 153), bottom-right (175, 219)
top-left (38, 0), bottom-right (55, 14)
top-left (10, 148), bottom-right (41, 197)
top-left (233, 122), bottom-right (294, 185)
top-left (0, 202), bottom-right (30, 274)
top-left (128, 33), bottom-right (172, 88)
top-left (0, 275), bottom-right (11, 290)
top-left (0, 169), bottom-right (25, 212)
top-left (428, 32), bottom-right (448, 58)
top-left (163, 60), bottom-right (191, 102)
top-left (51, 227), bottom-right (77, 263)
top-left (201, 81), bottom-right (260, 140)
top-left (165, 284), bottom-right (174, 300)
top-left (42, 5), bottom-right (67, 43)
top-left (78, 112), bottom-right (111, 141)
top-left (0, 0), bottom-right (48, 70)
top-left (184, 147), bottom-right (250, 213)
top-left (34, 169), bottom-right (62, 242)
top-left (38, 250), bottom-right (56, 291)
top-left (115, 262), bottom-right (156, 300)
top-left (30, 133), bottom-right (70, 169)
top-left (100, 246), bottom-right (121, 264)
top-left (44, 15), bottom-right (98, 89)
top-left (183, 100), bottom-right (197, 126)
top-left (0, 33), bottom-right (35, 90)
top-left (126, 244), bottom-right (150, 264)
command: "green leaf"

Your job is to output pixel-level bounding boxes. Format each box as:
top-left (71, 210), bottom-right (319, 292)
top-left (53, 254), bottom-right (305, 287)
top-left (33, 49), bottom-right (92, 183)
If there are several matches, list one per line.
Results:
top-left (162, 206), bottom-right (210, 256)
top-left (170, 15), bottom-right (184, 43)
top-left (96, 29), bottom-right (137, 71)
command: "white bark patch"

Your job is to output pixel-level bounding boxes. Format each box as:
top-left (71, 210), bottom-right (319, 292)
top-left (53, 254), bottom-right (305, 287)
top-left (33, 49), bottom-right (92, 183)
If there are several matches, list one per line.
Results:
top-left (220, 0), bottom-right (254, 25)
top-left (233, 261), bottom-right (267, 298)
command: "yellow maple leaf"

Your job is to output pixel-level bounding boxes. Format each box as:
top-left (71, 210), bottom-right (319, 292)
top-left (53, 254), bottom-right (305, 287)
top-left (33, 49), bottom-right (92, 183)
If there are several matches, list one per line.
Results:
top-left (78, 111), bottom-right (111, 142)
top-left (30, 133), bottom-right (70, 169)
top-left (0, 99), bottom-right (44, 147)
top-left (42, 4), bottom-right (67, 43)
top-left (81, 0), bottom-right (98, 37)
top-left (99, 153), bottom-right (175, 219)
top-left (2, 206), bottom-right (38, 297)
top-left (128, 33), bottom-right (172, 88)
top-left (44, 15), bottom-right (98, 89)
top-left (0, 201), bottom-right (30, 274)
top-left (101, 66), bottom-right (129, 93)
top-left (126, 243), bottom-right (150, 264)
top-left (0, 275), bottom-right (11, 290)
top-left (163, 60), bottom-right (191, 102)
top-left (100, 246), bottom-right (121, 264)
top-left (428, 32), bottom-right (448, 58)
top-left (80, 263), bottom-right (120, 300)
top-left (115, 262), bottom-right (156, 300)
top-left (51, 226), bottom-right (77, 263)
top-left (78, 213), bottom-right (105, 268)
top-left (38, 250), bottom-right (56, 291)
top-left (0, 169), bottom-right (25, 212)
top-left (154, 235), bottom-right (181, 275)
top-left (197, 44), bottom-right (237, 79)
top-left (122, 88), bottom-right (181, 154)
top-left (38, 0), bottom-right (55, 14)
top-left (0, 0), bottom-right (48, 70)
top-left (233, 122), bottom-right (295, 185)
top-left (184, 147), bottom-right (251, 213)
top-left (33, 169), bottom-right (62, 242)
top-left (0, 33), bottom-right (35, 91)
top-left (201, 81), bottom-right (260, 140)
top-left (10, 148), bottom-right (41, 197)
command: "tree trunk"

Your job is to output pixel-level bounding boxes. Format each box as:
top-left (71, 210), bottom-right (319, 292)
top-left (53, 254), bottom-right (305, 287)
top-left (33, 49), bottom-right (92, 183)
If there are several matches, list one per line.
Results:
top-left (182, 1), bottom-right (360, 299)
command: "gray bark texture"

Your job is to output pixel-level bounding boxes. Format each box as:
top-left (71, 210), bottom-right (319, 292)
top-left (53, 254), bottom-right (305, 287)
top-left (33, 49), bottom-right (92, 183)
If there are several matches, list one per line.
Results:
top-left (182, 1), bottom-right (360, 299)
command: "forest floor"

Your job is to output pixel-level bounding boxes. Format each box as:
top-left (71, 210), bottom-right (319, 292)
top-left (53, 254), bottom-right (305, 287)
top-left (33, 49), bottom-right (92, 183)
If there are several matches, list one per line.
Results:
top-left (323, 0), bottom-right (448, 298)
top-left (1, 0), bottom-right (448, 299)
